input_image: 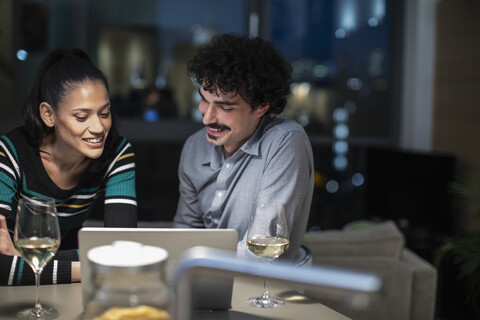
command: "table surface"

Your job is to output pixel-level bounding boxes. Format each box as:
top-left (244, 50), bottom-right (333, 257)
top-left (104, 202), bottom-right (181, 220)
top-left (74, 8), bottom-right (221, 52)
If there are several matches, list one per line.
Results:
top-left (0, 276), bottom-right (351, 320)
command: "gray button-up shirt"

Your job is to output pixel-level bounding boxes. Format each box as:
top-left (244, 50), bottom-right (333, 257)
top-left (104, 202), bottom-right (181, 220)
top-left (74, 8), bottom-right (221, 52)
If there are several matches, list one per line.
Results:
top-left (174, 115), bottom-right (314, 260)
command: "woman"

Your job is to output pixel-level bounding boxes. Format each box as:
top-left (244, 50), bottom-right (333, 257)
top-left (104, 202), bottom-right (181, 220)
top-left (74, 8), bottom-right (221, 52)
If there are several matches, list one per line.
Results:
top-left (0, 48), bottom-right (137, 285)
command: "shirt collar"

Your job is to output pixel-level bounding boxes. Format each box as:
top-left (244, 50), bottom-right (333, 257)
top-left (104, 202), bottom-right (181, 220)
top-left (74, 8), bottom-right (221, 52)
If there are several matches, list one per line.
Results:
top-left (239, 115), bottom-right (270, 157)
top-left (202, 115), bottom-right (274, 170)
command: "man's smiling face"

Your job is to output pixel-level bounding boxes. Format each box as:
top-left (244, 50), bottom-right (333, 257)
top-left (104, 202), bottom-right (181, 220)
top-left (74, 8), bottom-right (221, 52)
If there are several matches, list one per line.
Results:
top-left (198, 86), bottom-right (269, 158)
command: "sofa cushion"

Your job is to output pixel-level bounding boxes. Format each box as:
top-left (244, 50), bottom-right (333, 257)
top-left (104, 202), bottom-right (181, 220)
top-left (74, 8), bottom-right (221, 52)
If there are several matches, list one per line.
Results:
top-left (303, 220), bottom-right (405, 258)
top-left (304, 256), bottom-right (413, 320)
top-left (402, 249), bottom-right (437, 320)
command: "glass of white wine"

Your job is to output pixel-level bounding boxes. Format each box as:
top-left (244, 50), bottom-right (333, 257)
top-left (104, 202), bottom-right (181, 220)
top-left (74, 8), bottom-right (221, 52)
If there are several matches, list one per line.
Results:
top-left (14, 197), bottom-right (61, 319)
top-left (246, 202), bottom-right (289, 308)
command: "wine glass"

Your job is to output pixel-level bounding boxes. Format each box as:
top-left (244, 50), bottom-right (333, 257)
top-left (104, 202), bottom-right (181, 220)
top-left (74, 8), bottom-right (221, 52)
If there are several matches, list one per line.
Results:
top-left (14, 197), bottom-right (61, 319)
top-left (246, 202), bottom-right (290, 308)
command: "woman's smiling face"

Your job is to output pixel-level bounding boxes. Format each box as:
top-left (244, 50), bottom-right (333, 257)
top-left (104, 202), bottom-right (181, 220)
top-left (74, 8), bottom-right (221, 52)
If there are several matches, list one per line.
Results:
top-left (48, 80), bottom-right (111, 160)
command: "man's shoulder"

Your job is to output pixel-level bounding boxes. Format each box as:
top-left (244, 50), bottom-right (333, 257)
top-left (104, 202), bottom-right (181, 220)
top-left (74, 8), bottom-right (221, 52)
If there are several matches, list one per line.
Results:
top-left (188, 126), bottom-right (206, 139)
top-left (255, 116), bottom-right (312, 159)
top-left (262, 116), bottom-right (308, 139)
top-left (182, 127), bottom-right (211, 157)
top-left (184, 127), bottom-right (207, 146)
top-left (179, 128), bottom-right (214, 169)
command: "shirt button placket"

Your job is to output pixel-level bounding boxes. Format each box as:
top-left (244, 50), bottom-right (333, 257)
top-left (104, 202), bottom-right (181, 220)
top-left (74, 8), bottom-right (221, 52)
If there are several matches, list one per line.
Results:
top-left (211, 161), bottom-right (232, 217)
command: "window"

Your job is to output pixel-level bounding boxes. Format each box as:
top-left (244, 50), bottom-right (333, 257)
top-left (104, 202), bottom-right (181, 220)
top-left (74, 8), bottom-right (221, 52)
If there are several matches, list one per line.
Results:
top-left (4, 0), bottom-right (403, 227)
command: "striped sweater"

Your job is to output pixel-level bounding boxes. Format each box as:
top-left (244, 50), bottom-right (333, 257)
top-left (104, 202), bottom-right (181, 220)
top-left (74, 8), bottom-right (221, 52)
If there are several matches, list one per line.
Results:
top-left (0, 126), bottom-right (137, 285)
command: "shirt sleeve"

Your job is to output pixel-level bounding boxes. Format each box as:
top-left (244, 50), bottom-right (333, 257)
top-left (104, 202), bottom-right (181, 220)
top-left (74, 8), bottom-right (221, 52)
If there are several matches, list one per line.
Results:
top-left (254, 130), bottom-right (314, 260)
top-left (174, 138), bottom-right (206, 229)
top-left (0, 138), bottom-right (19, 218)
top-left (0, 212), bottom-right (79, 286)
top-left (0, 249), bottom-right (79, 286)
top-left (103, 139), bottom-right (138, 227)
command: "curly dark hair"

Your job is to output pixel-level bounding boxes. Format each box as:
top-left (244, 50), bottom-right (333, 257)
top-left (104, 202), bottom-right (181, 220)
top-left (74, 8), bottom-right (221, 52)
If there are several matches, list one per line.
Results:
top-left (187, 33), bottom-right (292, 115)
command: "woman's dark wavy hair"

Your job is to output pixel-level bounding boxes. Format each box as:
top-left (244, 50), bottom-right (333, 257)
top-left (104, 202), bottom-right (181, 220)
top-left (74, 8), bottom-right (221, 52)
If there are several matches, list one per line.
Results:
top-left (187, 34), bottom-right (293, 114)
top-left (23, 48), bottom-right (119, 169)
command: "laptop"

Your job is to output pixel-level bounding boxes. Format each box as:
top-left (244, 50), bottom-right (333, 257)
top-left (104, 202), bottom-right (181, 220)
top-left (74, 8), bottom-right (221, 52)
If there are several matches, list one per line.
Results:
top-left (78, 227), bottom-right (238, 310)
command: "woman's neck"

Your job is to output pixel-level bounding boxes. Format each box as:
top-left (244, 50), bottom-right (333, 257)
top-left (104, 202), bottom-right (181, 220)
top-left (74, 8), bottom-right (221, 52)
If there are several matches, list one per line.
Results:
top-left (39, 139), bottom-right (91, 190)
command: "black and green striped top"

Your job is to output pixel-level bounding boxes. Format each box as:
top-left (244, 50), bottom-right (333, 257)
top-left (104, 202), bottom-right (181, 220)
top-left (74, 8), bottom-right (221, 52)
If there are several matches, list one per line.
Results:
top-left (0, 126), bottom-right (137, 286)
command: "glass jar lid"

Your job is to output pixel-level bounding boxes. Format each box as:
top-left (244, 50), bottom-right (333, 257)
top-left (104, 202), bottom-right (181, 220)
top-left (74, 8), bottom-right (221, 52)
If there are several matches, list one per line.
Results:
top-left (88, 240), bottom-right (168, 273)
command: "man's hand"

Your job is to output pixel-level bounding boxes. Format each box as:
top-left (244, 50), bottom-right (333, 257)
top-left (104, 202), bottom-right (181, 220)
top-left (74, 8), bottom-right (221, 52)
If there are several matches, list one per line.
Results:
top-left (0, 215), bottom-right (20, 256)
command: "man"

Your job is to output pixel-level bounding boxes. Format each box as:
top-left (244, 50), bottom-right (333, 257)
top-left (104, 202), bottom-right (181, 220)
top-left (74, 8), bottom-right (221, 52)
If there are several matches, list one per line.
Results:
top-left (174, 34), bottom-right (314, 261)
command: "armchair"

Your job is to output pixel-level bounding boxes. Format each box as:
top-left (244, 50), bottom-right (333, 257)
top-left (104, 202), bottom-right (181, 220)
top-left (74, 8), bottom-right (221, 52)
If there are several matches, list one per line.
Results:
top-left (302, 220), bottom-right (437, 320)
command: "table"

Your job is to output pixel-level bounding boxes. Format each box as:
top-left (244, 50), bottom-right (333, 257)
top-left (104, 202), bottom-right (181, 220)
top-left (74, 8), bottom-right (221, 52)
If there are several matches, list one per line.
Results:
top-left (0, 276), bottom-right (350, 320)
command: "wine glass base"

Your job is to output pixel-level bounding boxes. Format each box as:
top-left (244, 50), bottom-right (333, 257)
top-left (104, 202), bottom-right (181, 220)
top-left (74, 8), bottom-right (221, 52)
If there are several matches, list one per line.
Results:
top-left (247, 296), bottom-right (285, 308)
top-left (17, 307), bottom-right (59, 320)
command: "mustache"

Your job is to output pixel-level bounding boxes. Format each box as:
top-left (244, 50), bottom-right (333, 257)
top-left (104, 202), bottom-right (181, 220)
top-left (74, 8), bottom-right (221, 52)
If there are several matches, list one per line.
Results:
top-left (206, 123), bottom-right (231, 131)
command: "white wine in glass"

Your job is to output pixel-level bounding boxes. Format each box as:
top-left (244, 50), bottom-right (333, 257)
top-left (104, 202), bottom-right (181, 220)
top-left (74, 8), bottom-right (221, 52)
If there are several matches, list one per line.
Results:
top-left (246, 202), bottom-right (289, 308)
top-left (246, 235), bottom-right (289, 259)
top-left (14, 197), bottom-right (61, 320)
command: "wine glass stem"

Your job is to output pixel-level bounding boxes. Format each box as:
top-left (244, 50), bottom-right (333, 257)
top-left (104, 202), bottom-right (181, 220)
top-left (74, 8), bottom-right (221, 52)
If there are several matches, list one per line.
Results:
top-left (263, 279), bottom-right (270, 297)
top-left (34, 272), bottom-right (43, 316)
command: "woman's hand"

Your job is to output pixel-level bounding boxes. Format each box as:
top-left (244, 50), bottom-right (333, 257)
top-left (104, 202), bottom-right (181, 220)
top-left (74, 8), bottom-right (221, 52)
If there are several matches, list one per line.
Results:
top-left (0, 215), bottom-right (20, 256)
